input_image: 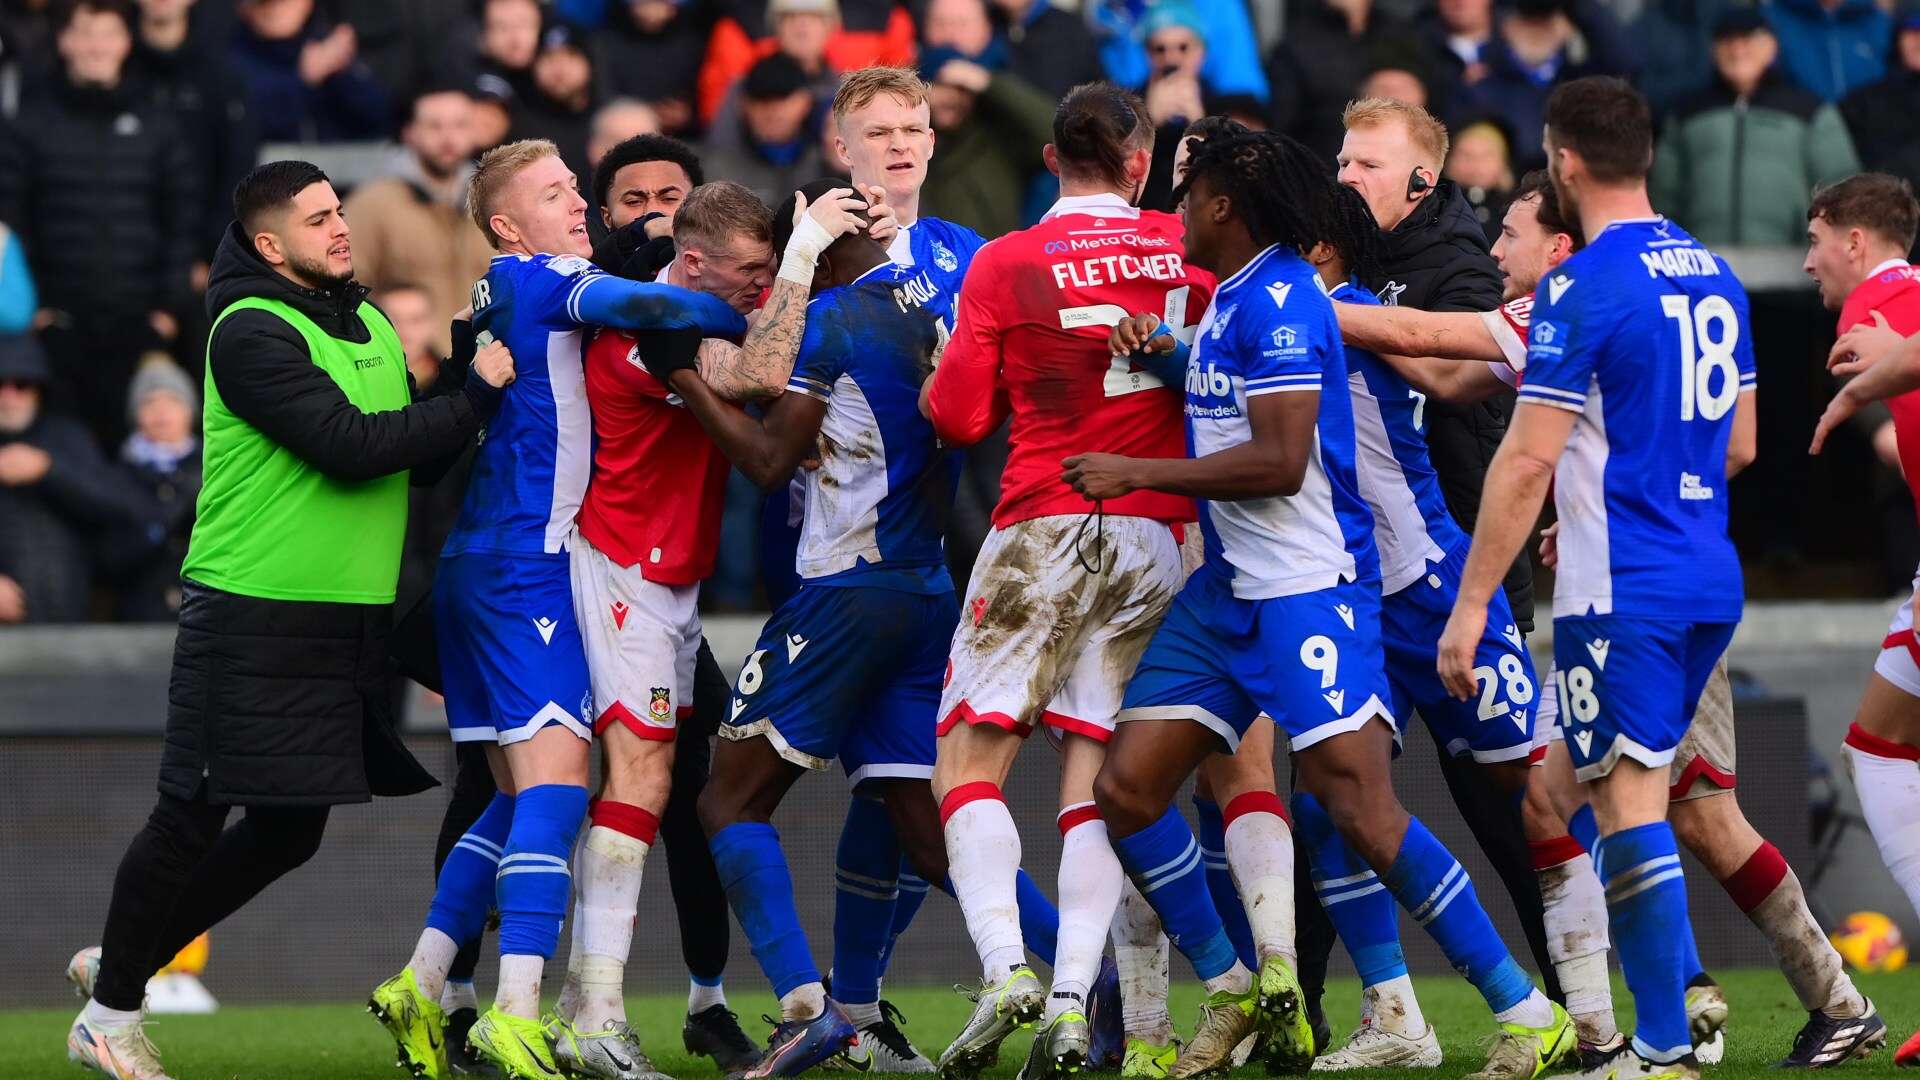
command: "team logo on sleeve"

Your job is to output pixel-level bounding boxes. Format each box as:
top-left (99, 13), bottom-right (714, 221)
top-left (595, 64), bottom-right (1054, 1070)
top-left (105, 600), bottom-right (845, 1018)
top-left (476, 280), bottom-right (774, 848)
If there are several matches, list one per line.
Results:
top-left (649, 687), bottom-right (672, 719)
top-left (1546, 275), bottom-right (1575, 304)
top-left (1266, 282), bottom-right (1292, 310)
top-left (1209, 304), bottom-right (1237, 340)
top-left (547, 254), bottom-right (595, 277)
top-left (932, 239), bottom-right (959, 272)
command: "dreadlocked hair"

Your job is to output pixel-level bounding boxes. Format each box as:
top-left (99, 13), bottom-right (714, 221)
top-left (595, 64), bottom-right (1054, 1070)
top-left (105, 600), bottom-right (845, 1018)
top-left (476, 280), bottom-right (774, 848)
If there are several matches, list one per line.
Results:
top-left (1171, 130), bottom-right (1337, 257)
top-left (1326, 182), bottom-right (1385, 285)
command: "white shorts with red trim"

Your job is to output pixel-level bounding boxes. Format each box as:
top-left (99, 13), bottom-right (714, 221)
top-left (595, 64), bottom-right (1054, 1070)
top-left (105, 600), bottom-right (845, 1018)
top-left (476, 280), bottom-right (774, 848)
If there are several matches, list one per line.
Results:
top-left (569, 528), bottom-right (701, 741)
top-left (1533, 654), bottom-right (1736, 799)
top-left (938, 514), bottom-right (1185, 745)
top-left (1877, 564), bottom-right (1920, 698)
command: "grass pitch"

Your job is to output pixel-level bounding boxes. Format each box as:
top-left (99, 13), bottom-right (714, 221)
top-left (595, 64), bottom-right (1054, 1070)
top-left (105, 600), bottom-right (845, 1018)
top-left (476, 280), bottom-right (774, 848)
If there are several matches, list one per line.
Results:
top-left (1, 970), bottom-right (1914, 1080)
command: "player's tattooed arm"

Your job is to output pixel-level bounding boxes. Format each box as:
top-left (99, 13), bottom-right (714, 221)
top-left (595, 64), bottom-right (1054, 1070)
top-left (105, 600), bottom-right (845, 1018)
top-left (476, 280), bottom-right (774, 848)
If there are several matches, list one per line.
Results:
top-left (692, 279), bottom-right (814, 401)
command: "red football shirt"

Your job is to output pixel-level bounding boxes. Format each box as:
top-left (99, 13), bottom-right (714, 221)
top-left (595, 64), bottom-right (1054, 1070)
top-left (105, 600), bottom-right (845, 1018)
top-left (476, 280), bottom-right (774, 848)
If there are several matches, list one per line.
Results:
top-left (576, 271), bottom-right (733, 584)
top-left (1839, 260), bottom-right (1920, 527)
top-left (926, 194), bottom-right (1212, 528)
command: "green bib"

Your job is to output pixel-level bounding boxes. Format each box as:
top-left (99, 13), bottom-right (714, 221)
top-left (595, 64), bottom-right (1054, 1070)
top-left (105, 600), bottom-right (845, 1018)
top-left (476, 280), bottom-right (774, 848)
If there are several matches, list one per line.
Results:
top-left (182, 296), bottom-right (412, 604)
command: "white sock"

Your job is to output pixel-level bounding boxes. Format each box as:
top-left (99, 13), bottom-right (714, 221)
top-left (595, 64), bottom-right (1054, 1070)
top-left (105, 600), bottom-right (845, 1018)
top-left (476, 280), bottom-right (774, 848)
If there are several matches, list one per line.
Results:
top-left (1362, 974), bottom-right (1425, 1037)
top-left (442, 979), bottom-right (479, 1014)
top-left (407, 927), bottom-right (460, 1005)
top-left (688, 979), bottom-right (727, 1014)
top-left (1112, 877), bottom-right (1174, 1043)
top-left (945, 793), bottom-right (1027, 981)
top-left (1223, 804), bottom-right (1296, 964)
top-left (780, 981), bottom-right (826, 1022)
top-left (571, 826), bottom-right (649, 1031)
top-left (1537, 853), bottom-right (1617, 1043)
top-left (1492, 987), bottom-right (1556, 1030)
top-left (1846, 739), bottom-right (1920, 920)
top-left (556, 825), bottom-right (593, 1022)
top-left (84, 999), bottom-right (142, 1029)
top-left (1201, 960), bottom-right (1252, 997)
top-left (1049, 810), bottom-right (1123, 1022)
top-left (1745, 863), bottom-right (1867, 1018)
top-left (495, 954), bottom-right (546, 1020)
top-left (846, 1000), bottom-right (882, 1028)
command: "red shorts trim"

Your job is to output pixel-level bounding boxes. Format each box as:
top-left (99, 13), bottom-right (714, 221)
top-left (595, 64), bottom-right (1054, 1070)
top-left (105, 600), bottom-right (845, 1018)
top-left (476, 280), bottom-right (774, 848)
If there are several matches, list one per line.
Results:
top-left (1847, 721), bottom-right (1920, 760)
top-left (1528, 834), bottom-right (1587, 870)
top-left (595, 700), bottom-right (677, 741)
top-left (1886, 628), bottom-right (1920, 671)
top-left (1667, 754), bottom-right (1736, 801)
top-left (1221, 790), bottom-right (1290, 828)
top-left (1043, 710), bottom-right (1110, 745)
top-left (1057, 803), bottom-right (1103, 835)
top-left (938, 700), bottom-right (1035, 739)
top-left (1528, 744), bottom-right (1549, 766)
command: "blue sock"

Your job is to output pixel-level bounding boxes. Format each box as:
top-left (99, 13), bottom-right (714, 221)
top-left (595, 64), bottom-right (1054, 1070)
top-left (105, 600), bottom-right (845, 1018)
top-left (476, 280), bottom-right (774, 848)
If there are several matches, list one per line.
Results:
top-left (1194, 797), bottom-right (1257, 970)
top-left (1290, 793), bottom-right (1407, 986)
top-left (1111, 804), bottom-right (1239, 981)
top-left (428, 791), bottom-right (515, 947)
top-left (1597, 822), bottom-right (1695, 1063)
top-left (711, 822), bottom-right (819, 999)
top-left (1382, 815), bottom-right (1535, 1014)
top-left (1568, 803), bottom-right (1600, 855)
top-left (832, 797), bottom-right (900, 1005)
top-left (1016, 869), bottom-right (1060, 969)
top-left (496, 784), bottom-right (587, 958)
top-left (880, 869), bottom-right (933, 974)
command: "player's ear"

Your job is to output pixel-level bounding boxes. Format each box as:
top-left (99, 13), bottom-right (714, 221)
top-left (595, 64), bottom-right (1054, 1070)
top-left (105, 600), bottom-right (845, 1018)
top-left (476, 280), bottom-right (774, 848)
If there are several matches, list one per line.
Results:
top-left (1042, 143), bottom-right (1061, 180)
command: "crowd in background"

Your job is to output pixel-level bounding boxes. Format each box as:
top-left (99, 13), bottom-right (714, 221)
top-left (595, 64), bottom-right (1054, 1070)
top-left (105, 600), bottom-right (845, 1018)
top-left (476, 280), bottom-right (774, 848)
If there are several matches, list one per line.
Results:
top-left (1, 0), bottom-right (1917, 623)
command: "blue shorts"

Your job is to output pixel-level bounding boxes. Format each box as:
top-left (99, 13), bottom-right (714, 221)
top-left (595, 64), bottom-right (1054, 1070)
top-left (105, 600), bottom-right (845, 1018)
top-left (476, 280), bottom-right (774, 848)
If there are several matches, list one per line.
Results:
top-left (437, 551), bottom-right (593, 746)
top-left (1382, 545), bottom-right (1538, 764)
top-left (1117, 568), bottom-right (1395, 752)
top-left (1551, 615), bottom-right (1737, 781)
top-left (723, 583), bottom-right (956, 787)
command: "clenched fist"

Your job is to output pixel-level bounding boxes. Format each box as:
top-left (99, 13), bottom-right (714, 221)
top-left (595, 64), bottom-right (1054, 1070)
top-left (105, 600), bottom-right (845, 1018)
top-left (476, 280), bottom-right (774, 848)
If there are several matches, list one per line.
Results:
top-left (473, 339), bottom-right (515, 388)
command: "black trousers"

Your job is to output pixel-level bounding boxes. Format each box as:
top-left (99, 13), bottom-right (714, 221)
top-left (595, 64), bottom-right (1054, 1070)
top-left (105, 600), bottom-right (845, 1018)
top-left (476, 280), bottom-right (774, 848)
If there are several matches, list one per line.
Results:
top-left (432, 640), bottom-right (734, 988)
top-left (94, 785), bottom-right (330, 1010)
top-left (1295, 725), bottom-right (1560, 1023)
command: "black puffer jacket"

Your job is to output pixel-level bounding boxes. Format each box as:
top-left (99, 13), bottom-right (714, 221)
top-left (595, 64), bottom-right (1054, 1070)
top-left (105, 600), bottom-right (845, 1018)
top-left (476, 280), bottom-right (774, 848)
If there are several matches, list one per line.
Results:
top-left (0, 75), bottom-right (199, 318)
top-left (1364, 180), bottom-right (1535, 632)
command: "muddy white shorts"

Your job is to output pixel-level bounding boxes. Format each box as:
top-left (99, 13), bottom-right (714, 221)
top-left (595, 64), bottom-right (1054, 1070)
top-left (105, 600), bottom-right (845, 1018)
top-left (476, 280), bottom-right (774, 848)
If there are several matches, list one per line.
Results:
top-left (570, 529), bottom-right (702, 741)
top-left (938, 514), bottom-right (1185, 744)
top-left (1876, 564), bottom-right (1920, 699)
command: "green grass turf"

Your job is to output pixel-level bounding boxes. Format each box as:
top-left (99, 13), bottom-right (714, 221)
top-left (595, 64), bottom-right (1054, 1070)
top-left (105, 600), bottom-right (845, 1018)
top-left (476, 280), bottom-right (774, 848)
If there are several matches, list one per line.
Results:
top-left (1, 970), bottom-right (1914, 1080)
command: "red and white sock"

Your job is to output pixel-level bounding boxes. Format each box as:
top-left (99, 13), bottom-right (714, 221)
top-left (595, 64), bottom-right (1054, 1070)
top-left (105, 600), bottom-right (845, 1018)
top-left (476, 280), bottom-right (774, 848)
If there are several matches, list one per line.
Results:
top-left (1222, 791), bottom-right (1295, 965)
top-left (1530, 835), bottom-right (1616, 1045)
top-left (1111, 875), bottom-right (1174, 1043)
top-left (1049, 803), bottom-right (1123, 1022)
top-left (1721, 839), bottom-right (1865, 1018)
top-left (1845, 724), bottom-right (1920, 921)
top-left (942, 782), bottom-right (1027, 982)
top-left (571, 801), bottom-right (657, 1033)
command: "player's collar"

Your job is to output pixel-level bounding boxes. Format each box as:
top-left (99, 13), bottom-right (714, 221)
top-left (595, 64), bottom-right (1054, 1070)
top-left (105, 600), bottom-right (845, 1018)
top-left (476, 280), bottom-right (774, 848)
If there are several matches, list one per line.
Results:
top-left (1215, 243), bottom-right (1285, 292)
top-left (1868, 257), bottom-right (1911, 278)
top-left (1590, 215), bottom-right (1668, 240)
top-left (1042, 193), bottom-right (1141, 221)
top-left (850, 261), bottom-right (895, 286)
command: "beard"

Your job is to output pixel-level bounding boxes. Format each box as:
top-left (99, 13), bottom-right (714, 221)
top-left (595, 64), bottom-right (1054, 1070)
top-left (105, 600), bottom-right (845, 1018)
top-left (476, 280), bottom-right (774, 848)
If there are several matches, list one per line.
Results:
top-left (287, 250), bottom-right (352, 291)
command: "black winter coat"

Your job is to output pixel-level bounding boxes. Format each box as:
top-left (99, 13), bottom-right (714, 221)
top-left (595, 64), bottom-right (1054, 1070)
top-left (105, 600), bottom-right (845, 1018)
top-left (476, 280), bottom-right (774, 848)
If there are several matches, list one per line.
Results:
top-left (0, 75), bottom-right (199, 318)
top-left (155, 225), bottom-right (497, 807)
top-left (1364, 180), bottom-right (1535, 632)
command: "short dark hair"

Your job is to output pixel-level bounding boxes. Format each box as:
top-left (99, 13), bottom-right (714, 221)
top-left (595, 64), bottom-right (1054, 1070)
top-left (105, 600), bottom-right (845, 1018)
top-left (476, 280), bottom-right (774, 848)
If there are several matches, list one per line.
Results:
top-left (1810, 173), bottom-right (1920, 252)
top-left (677, 181), bottom-right (773, 255)
top-left (408, 81), bottom-right (475, 119)
top-left (1052, 82), bottom-right (1154, 189)
top-left (744, 52), bottom-right (810, 102)
top-left (54, 0), bottom-right (132, 33)
top-left (234, 160), bottom-right (331, 236)
top-left (1543, 76), bottom-right (1652, 184)
top-left (1512, 168), bottom-right (1585, 250)
top-left (771, 178), bottom-right (872, 258)
top-left (593, 134), bottom-right (705, 209)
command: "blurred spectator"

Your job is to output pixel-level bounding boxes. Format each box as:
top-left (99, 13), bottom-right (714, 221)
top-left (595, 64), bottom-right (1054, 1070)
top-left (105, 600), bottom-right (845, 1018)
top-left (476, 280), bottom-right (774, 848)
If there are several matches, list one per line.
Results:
top-left (511, 20), bottom-right (598, 177)
top-left (373, 284), bottom-right (444, 392)
top-left (1139, 4), bottom-right (1209, 130)
top-left (0, 0), bottom-right (197, 449)
top-left (1632, 0), bottom-right (1743, 118)
top-left (469, 76), bottom-right (515, 150)
top-left (990, 0), bottom-right (1104, 100)
top-left (1090, 0), bottom-right (1269, 103)
top-left (0, 334), bottom-right (158, 623)
top-left (698, 0), bottom-right (915, 126)
top-left (129, 0), bottom-right (257, 262)
top-left (702, 52), bottom-right (825, 205)
top-left (228, 0), bottom-right (391, 142)
top-left (587, 98), bottom-right (663, 174)
top-left (331, 0), bottom-right (477, 111)
top-left (1267, 0), bottom-right (1429, 160)
top-left (1841, 2), bottom-right (1920, 192)
top-left (1361, 65), bottom-right (1428, 106)
top-left (477, 0), bottom-right (541, 104)
top-left (1446, 118), bottom-right (1513, 242)
top-left (1423, 0), bottom-right (1638, 169)
top-left (919, 48), bottom-right (1054, 237)
top-left (581, 0), bottom-right (715, 134)
top-left (1652, 9), bottom-right (1859, 247)
top-left (105, 356), bottom-right (200, 620)
top-left (343, 85), bottom-right (493, 356)
top-left (1766, 0), bottom-right (1889, 104)
top-left (0, 220), bottom-right (33, 335)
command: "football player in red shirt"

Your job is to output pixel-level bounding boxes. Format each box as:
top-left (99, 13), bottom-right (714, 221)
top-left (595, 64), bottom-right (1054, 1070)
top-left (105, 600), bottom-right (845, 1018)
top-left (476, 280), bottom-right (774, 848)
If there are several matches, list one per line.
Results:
top-left (920, 83), bottom-right (1212, 1078)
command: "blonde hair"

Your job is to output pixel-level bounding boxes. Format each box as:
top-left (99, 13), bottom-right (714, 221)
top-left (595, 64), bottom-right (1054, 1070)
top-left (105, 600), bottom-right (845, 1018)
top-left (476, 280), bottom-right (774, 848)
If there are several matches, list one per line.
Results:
top-left (468, 138), bottom-right (561, 250)
top-left (831, 66), bottom-right (930, 126)
top-left (676, 181), bottom-right (774, 254)
top-left (1342, 97), bottom-right (1450, 173)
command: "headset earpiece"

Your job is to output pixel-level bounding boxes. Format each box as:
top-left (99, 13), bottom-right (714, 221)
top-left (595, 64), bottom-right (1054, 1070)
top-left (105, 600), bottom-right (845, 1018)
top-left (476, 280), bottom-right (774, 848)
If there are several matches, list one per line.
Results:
top-left (1408, 168), bottom-right (1432, 198)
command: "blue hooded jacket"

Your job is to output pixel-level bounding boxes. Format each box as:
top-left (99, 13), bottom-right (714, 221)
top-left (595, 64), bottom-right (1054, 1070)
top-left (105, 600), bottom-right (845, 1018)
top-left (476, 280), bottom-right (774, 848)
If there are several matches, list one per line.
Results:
top-left (1766, 0), bottom-right (1890, 101)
